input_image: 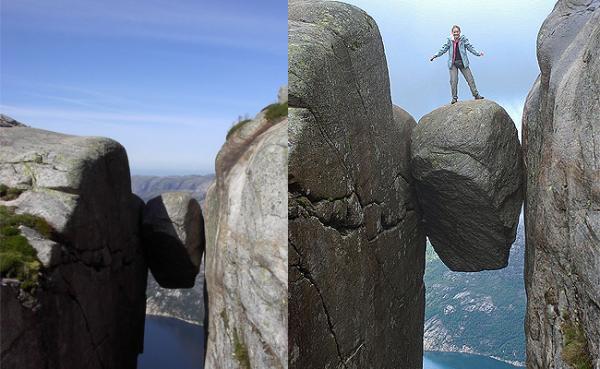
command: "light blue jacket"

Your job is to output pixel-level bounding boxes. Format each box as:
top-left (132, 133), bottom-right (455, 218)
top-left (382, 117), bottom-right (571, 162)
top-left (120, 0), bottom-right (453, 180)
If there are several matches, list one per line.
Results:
top-left (433, 35), bottom-right (481, 69)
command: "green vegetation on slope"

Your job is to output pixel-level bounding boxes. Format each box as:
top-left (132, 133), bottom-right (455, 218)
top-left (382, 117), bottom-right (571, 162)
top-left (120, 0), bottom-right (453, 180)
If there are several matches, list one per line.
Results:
top-left (561, 316), bottom-right (593, 369)
top-left (226, 101), bottom-right (287, 141)
top-left (227, 119), bottom-right (253, 140)
top-left (0, 204), bottom-right (53, 292)
top-left (233, 328), bottom-right (251, 369)
top-left (263, 102), bottom-right (288, 122)
top-left (0, 184), bottom-right (24, 201)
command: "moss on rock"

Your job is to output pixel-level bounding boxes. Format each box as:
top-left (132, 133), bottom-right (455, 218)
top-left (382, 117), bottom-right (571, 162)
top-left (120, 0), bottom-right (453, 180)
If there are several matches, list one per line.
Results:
top-left (0, 205), bottom-right (52, 292)
top-left (233, 328), bottom-right (251, 369)
top-left (263, 102), bottom-right (288, 122)
top-left (561, 318), bottom-right (593, 369)
top-left (0, 184), bottom-right (24, 201)
top-left (227, 119), bottom-right (253, 140)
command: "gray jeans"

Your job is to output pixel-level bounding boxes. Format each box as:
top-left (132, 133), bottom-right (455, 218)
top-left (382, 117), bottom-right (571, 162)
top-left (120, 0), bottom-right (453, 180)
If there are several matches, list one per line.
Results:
top-left (450, 61), bottom-right (479, 99)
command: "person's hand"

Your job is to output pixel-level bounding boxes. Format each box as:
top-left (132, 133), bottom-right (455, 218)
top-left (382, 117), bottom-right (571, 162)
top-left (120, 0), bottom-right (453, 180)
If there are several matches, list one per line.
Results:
top-left (479, 51), bottom-right (485, 56)
top-left (430, 56), bottom-right (435, 61)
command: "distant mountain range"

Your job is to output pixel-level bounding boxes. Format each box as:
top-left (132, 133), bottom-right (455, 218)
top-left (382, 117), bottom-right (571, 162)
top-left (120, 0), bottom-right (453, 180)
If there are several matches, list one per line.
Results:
top-left (132, 174), bottom-right (214, 325)
top-left (131, 174), bottom-right (214, 204)
top-left (424, 217), bottom-right (526, 366)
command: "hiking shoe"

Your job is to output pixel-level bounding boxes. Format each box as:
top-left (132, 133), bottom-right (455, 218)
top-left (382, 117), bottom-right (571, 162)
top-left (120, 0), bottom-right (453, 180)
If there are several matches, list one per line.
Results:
top-left (451, 98), bottom-right (458, 104)
top-left (474, 95), bottom-right (484, 100)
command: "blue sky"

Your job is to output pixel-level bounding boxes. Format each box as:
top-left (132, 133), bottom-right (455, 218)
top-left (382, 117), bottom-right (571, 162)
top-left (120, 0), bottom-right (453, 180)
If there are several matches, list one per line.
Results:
top-left (1, 0), bottom-right (287, 175)
top-left (343, 0), bottom-right (557, 138)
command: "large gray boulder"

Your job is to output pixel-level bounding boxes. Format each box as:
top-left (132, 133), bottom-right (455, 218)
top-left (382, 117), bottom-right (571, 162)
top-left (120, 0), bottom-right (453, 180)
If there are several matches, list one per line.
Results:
top-left (204, 99), bottom-right (287, 368)
top-left (143, 192), bottom-right (204, 288)
top-left (0, 127), bottom-right (147, 369)
top-left (289, 1), bottom-right (425, 368)
top-left (411, 100), bottom-right (523, 272)
top-left (522, 2), bottom-right (600, 368)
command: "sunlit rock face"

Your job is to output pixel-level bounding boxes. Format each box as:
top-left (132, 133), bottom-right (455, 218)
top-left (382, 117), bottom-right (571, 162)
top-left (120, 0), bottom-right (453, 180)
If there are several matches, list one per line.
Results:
top-left (204, 103), bottom-right (287, 369)
top-left (0, 126), bottom-right (147, 369)
top-left (522, 1), bottom-right (600, 368)
top-left (288, 1), bottom-right (426, 368)
top-left (411, 100), bottom-right (523, 272)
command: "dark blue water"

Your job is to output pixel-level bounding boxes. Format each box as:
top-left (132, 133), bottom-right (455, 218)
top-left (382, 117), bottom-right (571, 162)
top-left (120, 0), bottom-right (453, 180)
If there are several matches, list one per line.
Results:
top-left (137, 316), bottom-right (522, 369)
top-left (138, 316), bottom-right (205, 369)
top-left (424, 351), bottom-right (522, 369)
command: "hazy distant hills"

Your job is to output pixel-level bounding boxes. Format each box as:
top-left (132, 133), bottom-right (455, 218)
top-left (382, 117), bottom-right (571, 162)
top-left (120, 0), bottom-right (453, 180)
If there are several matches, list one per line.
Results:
top-left (132, 174), bottom-right (214, 325)
top-left (131, 174), bottom-right (214, 204)
top-left (424, 218), bottom-right (526, 365)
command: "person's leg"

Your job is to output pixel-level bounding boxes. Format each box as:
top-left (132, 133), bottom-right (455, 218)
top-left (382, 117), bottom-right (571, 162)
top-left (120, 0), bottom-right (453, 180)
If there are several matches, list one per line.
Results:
top-left (449, 64), bottom-right (458, 103)
top-left (460, 66), bottom-right (482, 98)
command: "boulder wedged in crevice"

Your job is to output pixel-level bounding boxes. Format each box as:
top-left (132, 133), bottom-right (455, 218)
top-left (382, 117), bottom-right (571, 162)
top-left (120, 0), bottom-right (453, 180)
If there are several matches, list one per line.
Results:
top-left (142, 192), bottom-right (204, 289)
top-left (411, 100), bottom-right (523, 272)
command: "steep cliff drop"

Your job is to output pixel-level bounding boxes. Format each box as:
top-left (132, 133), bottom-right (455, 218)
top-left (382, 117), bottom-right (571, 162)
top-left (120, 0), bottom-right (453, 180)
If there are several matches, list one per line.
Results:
top-left (204, 88), bottom-right (288, 369)
top-left (411, 100), bottom-right (523, 272)
top-left (0, 125), bottom-right (147, 369)
top-left (288, 1), bottom-right (426, 368)
top-left (523, 1), bottom-right (600, 368)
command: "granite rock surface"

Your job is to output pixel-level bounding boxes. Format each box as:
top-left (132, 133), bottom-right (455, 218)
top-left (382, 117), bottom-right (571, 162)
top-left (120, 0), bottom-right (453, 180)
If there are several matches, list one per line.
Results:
top-left (411, 100), bottom-right (523, 272)
top-left (289, 1), bottom-right (426, 368)
top-left (522, 1), bottom-right (600, 368)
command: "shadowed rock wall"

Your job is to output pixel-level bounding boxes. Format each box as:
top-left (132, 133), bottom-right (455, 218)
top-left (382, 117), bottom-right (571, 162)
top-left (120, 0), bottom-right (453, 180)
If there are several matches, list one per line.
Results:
top-left (522, 1), bottom-right (600, 368)
top-left (0, 127), bottom-right (147, 369)
top-left (288, 1), bottom-right (425, 368)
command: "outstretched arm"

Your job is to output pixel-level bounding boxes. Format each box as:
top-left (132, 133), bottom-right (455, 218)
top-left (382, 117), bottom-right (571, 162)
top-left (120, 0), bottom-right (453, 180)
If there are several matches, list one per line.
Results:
top-left (464, 38), bottom-right (483, 56)
top-left (431, 39), bottom-right (450, 60)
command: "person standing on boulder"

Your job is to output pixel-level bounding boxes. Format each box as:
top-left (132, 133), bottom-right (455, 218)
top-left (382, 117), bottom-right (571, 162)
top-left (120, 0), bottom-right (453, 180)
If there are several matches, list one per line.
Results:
top-left (430, 25), bottom-right (485, 104)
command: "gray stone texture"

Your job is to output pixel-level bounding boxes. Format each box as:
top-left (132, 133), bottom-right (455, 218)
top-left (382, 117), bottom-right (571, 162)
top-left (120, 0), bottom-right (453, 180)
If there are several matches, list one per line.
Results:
top-left (0, 127), bottom-right (147, 369)
top-left (204, 113), bottom-right (287, 368)
top-left (0, 114), bottom-right (26, 127)
top-left (411, 100), bottom-right (523, 272)
top-left (143, 192), bottom-right (204, 288)
top-left (289, 1), bottom-right (426, 368)
top-left (522, 1), bottom-right (600, 368)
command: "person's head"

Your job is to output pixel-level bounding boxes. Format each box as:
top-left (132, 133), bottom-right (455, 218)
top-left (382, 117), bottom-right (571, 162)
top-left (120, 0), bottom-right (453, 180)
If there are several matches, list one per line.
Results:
top-left (451, 25), bottom-right (461, 39)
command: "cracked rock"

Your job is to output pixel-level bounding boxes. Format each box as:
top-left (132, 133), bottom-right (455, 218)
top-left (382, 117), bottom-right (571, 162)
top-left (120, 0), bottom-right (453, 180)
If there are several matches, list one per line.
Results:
top-left (411, 100), bottom-right (523, 272)
top-left (204, 92), bottom-right (287, 369)
top-left (0, 126), bottom-right (147, 369)
top-left (142, 192), bottom-right (204, 288)
top-left (289, 1), bottom-right (425, 368)
top-left (523, 2), bottom-right (600, 367)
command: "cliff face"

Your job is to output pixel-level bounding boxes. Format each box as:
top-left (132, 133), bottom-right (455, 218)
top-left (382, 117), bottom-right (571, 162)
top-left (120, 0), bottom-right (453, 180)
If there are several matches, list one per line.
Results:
top-left (522, 1), bottom-right (600, 368)
top-left (204, 96), bottom-right (288, 368)
top-left (0, 127), bottom-right (147, 369)
top-left (288, 1), bottom-right (425, 368)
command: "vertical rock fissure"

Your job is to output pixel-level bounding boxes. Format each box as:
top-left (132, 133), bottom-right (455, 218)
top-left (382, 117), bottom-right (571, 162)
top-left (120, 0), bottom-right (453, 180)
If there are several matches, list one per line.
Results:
top-left (290, 242), bottom-right (348, 368)
top-left (60, 274), bottom-right (106, 369)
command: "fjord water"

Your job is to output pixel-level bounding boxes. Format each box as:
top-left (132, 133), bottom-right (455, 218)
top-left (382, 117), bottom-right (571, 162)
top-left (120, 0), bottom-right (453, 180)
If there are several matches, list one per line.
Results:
top-left (138, 316), bottom-right (205, 369)
top-left (137, 316), bottom-right (522, 369)
top-left (424, 351), bottom-right (521, 369)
